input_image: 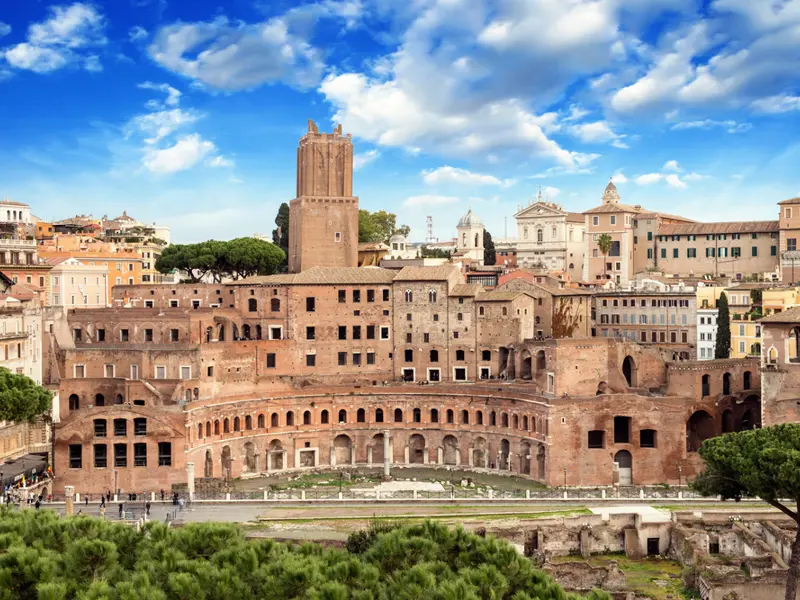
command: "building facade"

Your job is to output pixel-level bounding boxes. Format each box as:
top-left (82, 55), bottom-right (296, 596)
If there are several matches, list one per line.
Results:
top-left (47, 258), bottom-right (109, 308)
top-left (454, 209), bottom-right (485, 266)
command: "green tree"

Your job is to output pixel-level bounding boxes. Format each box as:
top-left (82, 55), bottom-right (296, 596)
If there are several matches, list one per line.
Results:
top-left (597, 234), bottom-right (613, 281)
top-left (271, 203), bottom-right (290, 272)
top-left (358, 210), bottom-right (409, 244)
top-left (693, 424), bottom-right (800, 600)
top-left (155, 242), bottom-right (222, 282)
top-left (420, 247), bottom-right (451, 259)
top-left (483, 230), bottom-right (496, 266)
top-left (0, 368), bottom-right (52, 423)
top-left (715, 291), bottom-right (731, 359)
top-left (220, 238), bottom-right (285, 280)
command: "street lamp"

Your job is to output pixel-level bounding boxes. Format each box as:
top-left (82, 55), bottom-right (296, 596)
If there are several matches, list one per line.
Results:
top-left (677, 464), bottom-right (682, 488)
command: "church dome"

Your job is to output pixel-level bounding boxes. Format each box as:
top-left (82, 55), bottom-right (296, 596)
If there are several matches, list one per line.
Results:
top-left (458, 208), bottom-right (483, 228)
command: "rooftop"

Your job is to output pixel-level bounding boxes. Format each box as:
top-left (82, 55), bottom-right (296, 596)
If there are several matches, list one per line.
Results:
top-left (393, 265), bottom-right (461, 282)
top-left (449, 283), bottom-right (483, 297)
top-left (236, 266), bottom-right (397, 285)
top-left (759, 306), bottom-right (800, 324)
top-left (658, 220), bottom-right (779, 235)
top-left (475, 290), bottom-right (532, 302)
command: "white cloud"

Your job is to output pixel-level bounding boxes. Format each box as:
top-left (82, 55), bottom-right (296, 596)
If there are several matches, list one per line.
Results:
top-left (663, 160), bottom-right (681, 172)
top-left (683, 172), bottom-right (706, 181)
top-left (128, 108), bottom-right (201, 145)
top-left (665, 173), bottom-right (687, 188)
top-left (670, 119), bottom-right (751, 133)
top-left (635, 173), bottom-right (664, 185)
top-left (563, 104), bottom-right (590, 122)
top-left (568, 120), bottom-right (628, 148)
top-left (207, 155), bottom-right (234, 168)
top-left (751, 94), bottom-right (800, 114)
top-left (142, 134), bottom-right (216, 174)
top-left (544, 186), bottom-right (560, 198)
top-left (353, 149), bottom-right (380, 169)
top-left (129, 26), bottom-right (148, 42)
top-left (0, 22), bottom-right (10, 38)
top-left (422, 166), bottom-right (514, 187)
top-left (138, 81), bottom-right (181, 107)
top-left (2, 3), bottom-right (106, 74)
top-left (403, 195), bottom-right (460, 208)
top-left (611, 171), bottom-right (628, 184)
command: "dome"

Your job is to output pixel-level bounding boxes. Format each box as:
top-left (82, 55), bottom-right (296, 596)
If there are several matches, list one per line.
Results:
top-left (389, 233), bottom-right (407, 244)
top-left (457, 208), bottom-right (483, 228)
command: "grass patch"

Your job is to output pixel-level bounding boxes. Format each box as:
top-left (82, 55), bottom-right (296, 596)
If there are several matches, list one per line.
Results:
top-left (258, 508), bottom-right (591, 524)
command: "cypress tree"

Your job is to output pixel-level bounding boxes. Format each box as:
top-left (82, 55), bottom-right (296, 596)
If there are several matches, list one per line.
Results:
top-left (715, 292), bottom-right (731, 359)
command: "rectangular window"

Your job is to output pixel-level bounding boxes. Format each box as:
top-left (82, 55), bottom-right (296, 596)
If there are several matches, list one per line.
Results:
top-left (366, 325), bottom-right (376, 339)
top-left (687, 248), bottom-right (696, 258)
top-left (306, 297), bottom-right (316, 312)
top-left (731, 247), bottom-right (741, 258)
top-left (660, 248), bottom-right (666, 259)
top-left (158, 442), bottom-right (172, 466)
top-left (334, 231), bottom-right (341, 243)
top-left (94, 419), bottom-right (107, 437)
top-left (131, 365), bottom-right (139, 380)
top-left (352, 290), bottom-right (361, 303)
top-left (789, 239), bottom-right (797, 252)
top-left (382, 289), bottom-right (390, 301)
top-left (647, 249), bottom-right (653, 259)
top-left (338, 290), bottom-right (346, 303)
top-left (266, 353), bottom-right (276, 368)
top-left (120, 329), bottom-right (129, 342)
top-left (114, 419), bottom-right (127, 437)
top-left (640, 430), bottom-right (656, 448)
top-left (367, 352), bottom-right (375, 365)
top-left (69, 445), bottom-right (82, 468)
top-left (673, 248), bottom-right (678, 258)
top-left (647, 231), bottom-right (653, 241)
top-left (306, 354), bottom-right (316, 367)
top-left (170, 329), bottom-right (179, 342)
top-left (155, 365), bottom-right (166, 379)
top-left (380, 326), bottom-right (390, 340)
top-left (592, 216), bottom-right (599, 226)
top-left (338, 325), bottom-right (347, 340)
top-left (306, 326), bottom-right (316, 340)
top-left (771, 245), bottom-right (777, 256)
top-left (614, 416), bottom-right (631, 444)
top-left (739, 341), bottom-right (746, 353)
top-left (587, 430), bottom-right (605, 449)
top-left (352, 352), bottom-right (361, 366)
top-left (610, 215), bottom-right (616, 225)
top-left (180, 366), bottom-right (191, 380)
top-left (338, 352), bottom-right (347, 366)
top-left (169, 299), bottom-right (178, 308)
top-left (404, 349), bottom-right (413, 362)
top-left (353, 325), bottom-right (361, 340)
top-left (114, 443), bottom-right (127, 467)
top-left (367, 289), bottom-right (375, 302)
top-left (406, 332), bottom-right (412, 343)
top-left (752, 246), bottom-right (758, 257)
top-left (104, 364), bottom-right (114, 378)
top-left (134, 443), bottom-right (147, 467)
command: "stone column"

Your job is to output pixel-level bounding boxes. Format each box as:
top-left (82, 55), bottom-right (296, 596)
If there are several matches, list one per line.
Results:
top-left (455, 449), bottom-right (461, 466)
top-left (367, 446), bottom-right (373, 466)
top-left (404, 445), bottom-right (410, 465)
top-left (186, 462), bottom-right (195, 501)
top-left (423, 447), bottom-right (429, 465)
top-left (330, 446), bottom-right (336, 467)
top-left (65, 485), bottom-right (75, 517)
top-left (351, 444), bottom-right (356, 466)
top-left (382, 430), bottom-right (391, 480)
top-left (437, 447), bottom-right (444, 464)
top-left (468, 447), bottom-right (474, 467)
top-left (266, 452), bottom-right (272, 472)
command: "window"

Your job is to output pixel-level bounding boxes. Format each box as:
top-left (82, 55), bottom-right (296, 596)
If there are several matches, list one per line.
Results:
top-left (144, 328), bottom-right (153, 342)
top-left (134, 418), bottom-right (147, 436)
top-left (640, 429), bottom-right (657, 448)
top-left (614, 416), bottom-right (631, 443)
top-left (771, 245), bottom-right (777, 256)
top-left (334, 231), bottom-right (341, 243)
top-left (338, 352), bottom-right (347, 366)
top-left (660, 248), bottom-right (666, 259)
top-left (104, 364), bottom-right (115, 378)
top-left (91, 444), bottom-right (108, 468)
top-left (404, 349), bottom-right (413, 362)
top-left (430, 349), bottom-right (439, 362)
top-left (114, 443), bottom-right (127, 468)
top-left (170, 329), bottom-right (179, 342)
top-left (380, 326), bottom-right (390, 340)
top-left (114, 419), bottom-right (127, 437)
top-left (338, 325), bottom-right (347, 340)
top-left (120, 329), bottom-right (129, 342)
top-left (134, 443), bottom-right (147, 467)
top-left (353, 290), bottom-right (361, 303)
top-left (367, 352), bottom-right (375, 365)
top-left (155, 366), bottom-right (166, 379)
top-left (610, 215), bottom-right (616, 225)
top-left (131, 365), bottom-right (139, 380)
top-left (752, 246), bottom-right (758, 257)
top-left (673, 248), bottom-right (678, 258)
top-left (404, 290), bottom-right (413, 302)
top-left (787, 207), bottom-right (793, 219)
top-left (266, 353), bottom-right (276, 368)
top-left (481, 350), bottom-right (491, 361)
top-left (248, 298), bottom-right (257, 312)
top-left (687, 248), bottom-right (696, 258)
top-left (353, 325), bottom-right (361, 340)
top-left (647, 231), bottom-right (653, 241)
top-left (180, 366), bottom-right (191, 380)
top-left (158, 442), bottom-right (172, 466)
top-left (454, 367), bottom-right (467, 381)
top-left (588, 430), bottom-right (604, 449)
top-left (306, 326), bottom-right (316, 340)
top-left (306, 354), bottom-right (316, 367)
top-left (592, 216), bottom-right (599, 226)
top-left (306, 297), bottom-right (316, 312)
top-left (456, 349), bottom-right (465, 361)
top-left (69, 444), bottom-right (83, 468)
top-left (169, 300), bottom-right (178, 308)
top-left (647, 249), bottom-right (653, 259)
top-left (271, 298), bottom-right (280, 312)
top-left (94, 419), bottom-right (107, 437)
top-left (338, 290), bottom-right (346, 303)
top-left (789, 239), bottom-right (797, 252)
top-left (383, 289), bottom-right (390, 301)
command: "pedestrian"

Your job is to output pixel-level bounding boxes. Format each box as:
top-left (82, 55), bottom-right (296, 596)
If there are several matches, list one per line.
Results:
top-left (34, 499), bottom-right (40, 510)
top-left (160, 488), bottom-right (165, 501)
top-left (118, 502), bottom-right (123, 518)
top-left (84, 495), bottom-right (88, 506)
top-left (145, 501), bottom-right (151, 516)
top-left (106, 489), bottom-right (111, 502)
top-left (178, 497), bottom-right (184, 510)
top-left (100, 495), bottom-right (105, 508)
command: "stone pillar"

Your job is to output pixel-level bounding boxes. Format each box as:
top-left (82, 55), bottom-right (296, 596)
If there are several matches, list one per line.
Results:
top-left (367, 446), bottom-right (373, 466)
top-left (455, 449), bottom-right (461, 466)
top-left (266, 452), bottom-right (272, 472)
top-left (437, 447), bottom-right (443, 464)
top-left (404, 445), bottom-right (410, 465)
top-left (330, 446), bottom-right (336, 467)
top-left (579, 528), bottom-right (591, 558)
top-left (468, 448), bottom-right (474, 467)
top-left (383, 430), bottom-right (391, 480)
top-left (351, 444), bottom-right (356, 466)
top-left (186, 462), bottom-right (195, 501)
top-left (423, 447), bottom-right (429, 465)
top-left (65, 486), bottom-right (75, 516)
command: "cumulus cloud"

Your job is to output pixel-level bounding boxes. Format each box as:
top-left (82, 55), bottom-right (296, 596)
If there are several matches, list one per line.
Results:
top-left (751, 94), bottom-right (800, 114)
top-left (670, 119), bottom-right (751, 133)
top-left (635, 173), bottom-right (664, 185)
top-left (142, 134), bottom-right (216, 174)
top-left (403, 195), bottom-right (460, 208)
top-left (568, 120), bottom-right (628, 148)
top-left (663, 160), bottom-right (680, 172)
top-left (0, 22), bottom-right (10, 38)
top-left (611, 171), bottom-right (628, 184)
top-left (635, 163), bottom-right (702, 188)
top-left (422, 166), bottom-right (514, 187)
top-left (544, 186), bottom-right (560, 198)
top-left (207, 155), bottom-right (234, 168)
top-left (3, 3), bottom-right (106, 74)
top-left (129, 26), bottom-right (148, 42)
top-left (665, 173), bottom-right (686, 188)
top-left (353, 149), bottom-right (380, 169)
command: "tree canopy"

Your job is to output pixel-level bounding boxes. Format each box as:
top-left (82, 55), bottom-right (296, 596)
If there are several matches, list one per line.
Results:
top-left (0, 368), bottom-right (52, 424)
top-left (0, 511), bottom-right (609, 600)
top-left (358, 210), bottom-right (410, 244)
top-left (483, 230), bottom-right (496, 266)
top-left (155, 239), bottom-right (285, 283)
top-left (715, 291), bottom-right (731, 359)
top-left (693, 424), bottom-right (800, 600)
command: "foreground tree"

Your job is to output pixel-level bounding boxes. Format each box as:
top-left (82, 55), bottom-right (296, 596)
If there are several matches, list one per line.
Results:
top-left (715, 292), bottom-right (731, 359)
top-left (0, 367), bottom-right (52, 423)
top-left (271, 203), bottom-right (290, 271)
top-left (483, 230), bottom-right (496, 266)
top-left (693, 424), bottom-right (800, 600)
top-left (358, 210), bottom-right (410, 244)
top-left (597, 234), bottom-right (613, 281)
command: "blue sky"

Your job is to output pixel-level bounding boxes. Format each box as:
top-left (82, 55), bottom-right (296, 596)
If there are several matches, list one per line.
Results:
top-left (1, 0), bottom-right (799, 243)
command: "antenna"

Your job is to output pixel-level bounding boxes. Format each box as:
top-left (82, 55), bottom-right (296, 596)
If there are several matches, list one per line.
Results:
top-left (426, 216), bottom-right (436, 244)
top-left (504, 216), bottom-right (507, 238)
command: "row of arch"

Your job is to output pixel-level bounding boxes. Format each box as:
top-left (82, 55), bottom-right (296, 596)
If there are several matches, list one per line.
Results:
top-left (701, 370), bottom-right (754, 397)
top-left (195, 406), bottom-right (547, 441)
top-left (69, 393), bottom-right (126, 410)
top-left (202, 433), bottom-right (547, 480)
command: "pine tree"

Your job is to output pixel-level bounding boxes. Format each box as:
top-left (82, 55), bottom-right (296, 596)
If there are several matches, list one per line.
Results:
top-left (715, 291), bottom-right (731, 359)
top-left (483, 230), bottom-right (496, 265)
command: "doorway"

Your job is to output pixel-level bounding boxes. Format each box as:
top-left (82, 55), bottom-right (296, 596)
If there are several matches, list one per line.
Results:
top-left (614, 450), bottom-right (632, 485)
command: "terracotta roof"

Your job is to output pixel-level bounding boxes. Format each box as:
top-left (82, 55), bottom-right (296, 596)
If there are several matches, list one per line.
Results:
top-left (584, 202), bottom-right (647, 214)
top-left (658, 220), bottom-right (779, 235)
top-left (0, 200), bottom-right (29, 207)
top-left (759, 306), bottom-right (800, 324)
top-left (778, 198), bottom-right (800, 205)
top-left (235, 266), bottom-right (396, 285)
top-left (476, 290), bottom-right (533, 302)
top-left (637, 211), bottom-right (696, 223)
top-left (393, 265), bottom-right (461, 282)
top-left (449, 284), bottom-right (483, 297)
top-left (566, 212), bottom-right (585, 223)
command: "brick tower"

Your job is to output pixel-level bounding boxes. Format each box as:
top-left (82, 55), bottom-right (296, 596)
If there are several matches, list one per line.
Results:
top-left (288, 120), bottom-right (359, 273)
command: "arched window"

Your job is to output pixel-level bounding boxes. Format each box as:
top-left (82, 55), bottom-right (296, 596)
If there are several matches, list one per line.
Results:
top-left (338, 409), bottom-right (347, 423)
top-left (431, 408), bottom-right (439, 423)
top-left (490, 411), bottom-right (497, 426)
top-left (512, 414), bottom-right (519, 429)
top-left (233, 417), bottom-right (240, 431)
top-left (394, 408), bottom-right (403, 423)
top-left (404, 289), bottom-right (413, 302)
top-left (476, 410), bottom-right (483, 425)
top-left (223, 418), bottom-right (230, 433)
top-left (206, 421), bottom-right (211, 437)
top-left (537, 229), bottom-right (543, 243)
top-left (245, 415), bottom-right (252, 430)
top-left (430, 349), bottom-right (439, 362)
top-left (321, 409), bottom-right (329, 424)
top-left (95, 393), bottom-right (105, 407)
top-left (248, 298), bottom-right (257, 312)
top-left (375, 408), bottom-right (383, 423)
top-left (523, 226), bottom-right (529, 240)
top-left (257, 414), bottom-right (265, 428)
top-left (474, 233), bottom-right (479, 247)
top-left (462, 232), bottom-right (467, 246)
top-left (522, 415), bottom-right (529, 430)
top-left (428, 290), bottom-right (437, 303)
top-left (701, 374), bottom-right (710, 397)
top-left (413, 408), bottom-right (421, 422)
top-left (270, 298), bottom-right (280, 312)
top-left (479, 306), bottom-right (485, 316)
top-left (286, 411), bottom-right (294, 426)
top-left (271, 413), bottom-right (278, 427)
top-left (357, 408), bottom-right (365, 423)
top-left (723, 372), bottom-right (731, 395)
top-left (303, 410), bottom-right (311, 425)
top-left (502, 307), bottom-right (507, 316)
top-left (743, 371), bottom-right (751, 390)
top-left (198, 423), bottom-right (203, 439)
top-left (552, 226), bottom-right (557, 238)
top-left (461, 410), bottom-right (469, 424)
top-left (255, 324), bottom-right (262, 340)
top-left (214, 420), bottom-right (220, 435)
top-left (501, 413), bottom-right (509, 427)
top-left (446, 409), bottom-right (454, 424)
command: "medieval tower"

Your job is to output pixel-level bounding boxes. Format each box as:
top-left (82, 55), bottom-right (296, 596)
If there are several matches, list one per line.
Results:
top-left (288, 120), bottom-right (359, 273)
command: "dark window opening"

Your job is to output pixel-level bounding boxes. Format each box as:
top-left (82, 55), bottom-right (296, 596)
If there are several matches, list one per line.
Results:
top-left (614, 416), bottom-right (631, 444)
top-left (588, 430), bottom-right (605, 449)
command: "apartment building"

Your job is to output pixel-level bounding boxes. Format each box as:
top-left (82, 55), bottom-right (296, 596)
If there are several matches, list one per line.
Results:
top-left (47, 258), bottom-right (109, 308)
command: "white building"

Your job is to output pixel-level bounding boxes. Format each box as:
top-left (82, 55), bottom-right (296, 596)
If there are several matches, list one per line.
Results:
top-left (0, 199), bottom-right (33, 224)
top-left (388, 234), bottom-right (416, 260)
top-left (455, 209), bottom-right (484, 266)
top-left (514, 190), bottom-right (586, 281)
top-left (47, 258), bottom-right (109, 308)
top-left (697, 307), bottom-right (718, 360)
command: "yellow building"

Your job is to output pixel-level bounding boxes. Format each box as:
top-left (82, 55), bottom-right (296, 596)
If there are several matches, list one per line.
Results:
top-left (728, 286), bottom-right (800, 358)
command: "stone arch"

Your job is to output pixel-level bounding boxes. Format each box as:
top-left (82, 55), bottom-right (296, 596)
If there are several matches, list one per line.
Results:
top-left (499, 439), bottom-right (510, 469)
top-left (221, 445), bottom-right (232, 478)
top-left (520, 349), bottom-right (532, 380)
top-left (520, 440), bottom-right (532, 475)
top-left (722, 409), bottom-right (734, 433)
top-left (334, 434), bottom-right (352, 465)
top-left (473, 437), bottom-right (487, 467)
top-left (268, 439), bottom-right (284, 470)
top-left (622, 355), bottom-right (637, 387)
top-left (409, 434), bottom-right (426, 464)
top-left (614, 450), bottom-right (632, 485)
top-left (303, 410), bottom-right (311, 425)
top-left (723, 372), bottom-right (732, 396)
top-left (687, 410), bottom-right (715, 452)
top-left (94, 393), bottom-right (105, 407)
top-left (536, 444), bottom-right (546, 479)
top-left (371, 433), bottom-right (385, 464)
top-left (443, 435), bottom-right (458, 465)
top-left (243, 441), bottom-right (257, 473)
top-left (204, 449), bottom-right (213, 477)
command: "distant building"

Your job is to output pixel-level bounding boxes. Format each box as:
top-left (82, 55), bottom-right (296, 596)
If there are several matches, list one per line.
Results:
top-left (454, 209), bottom-right (484, 266)
top-left (47, 258), bottom-right (109, 308)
